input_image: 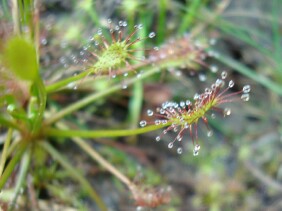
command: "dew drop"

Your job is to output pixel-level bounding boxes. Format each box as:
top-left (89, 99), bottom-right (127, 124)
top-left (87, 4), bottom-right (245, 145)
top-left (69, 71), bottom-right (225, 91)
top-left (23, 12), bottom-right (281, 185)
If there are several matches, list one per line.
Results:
top-left (156, 136), bottom-right (161, 142)
top-left (241, 93), bottom-right (250, 101)
top-left (224, 108), bottom-right (231, 116)
top-left (194, 144), bottom-right (200, 151)
top-left (119, 20), bottom-right (123, 26)
top-left (147, 109), bottom-right (154, 116)
top-left (221, 71), bottom-right (227, 79)
top-left (211, 113), bottom-right (216, 119)
top-left (209, 38), bottom-right (217, 45)
top-left (193, 150), bottom-right (199, 156)
top-left (177, 147), bottom-right (183, 154)
top-left (186, 100), bottom-right (191, 106)
top-left (215, 79), bottom-right (225, 87)
top-left (7, 104), bottom-right (16, 112)
top-left (228, 80), bottom-right (235, 88)
top-left (136, 206), bottom-right (143, 211)
top-left (155, 120), bottom-right (161, 125)
top-left (194, 93), bottom-right (199, 100)
top-left (210, 65), bottom-right (218, 73)
top-left (73, 86), bottom-right (78, 90)
top-left (207, 130), bottom-right (213, 137)
top-left (122, 84), bottom-right (127, 89)
top-left (177, 135), bottom-right (182, 141)
top-left (123, 72), bottom-right (128, 77)
top-left (97, 28), bottom-right (102, 35)
top-left (107, 19), bottom-right (112, 24)
top-left (198, 73), bottom-right (207, 81)
top-left (162, 120), bottom-right (168, 125)
top-left (168, 142), bottom-right (173, 149)
top-left (180, 101), bottom-right (186, 108)
top-left (153, 46), bottom-right (159, 51)
top-left (139, 120), bottom-right (147, 127)
top-left (123, 21), bottom-right (127, 27)
top-left (243, 85), bottom-right (251, 93)
top-left (148, 32), bottom-right (156, 38)
top-left (41, 38), bottom-right (48, 45)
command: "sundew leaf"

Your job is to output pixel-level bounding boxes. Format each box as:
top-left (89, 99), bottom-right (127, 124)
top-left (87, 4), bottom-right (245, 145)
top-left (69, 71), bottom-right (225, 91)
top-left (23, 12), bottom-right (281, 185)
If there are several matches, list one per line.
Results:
top-left (3, 36), bottom-right (38, 81)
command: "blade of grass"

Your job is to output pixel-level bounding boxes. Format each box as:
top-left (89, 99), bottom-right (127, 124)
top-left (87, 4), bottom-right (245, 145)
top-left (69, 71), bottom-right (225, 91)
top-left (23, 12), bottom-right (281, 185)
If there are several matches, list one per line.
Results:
top-left (215, 53), bottom-right (282, 95)
top-left (0, 129), bottom-right (13, 176)
top-left (178, 0), bottom-right (206, 34)
top-left (0, 140), bottom-right (28, 190)
top-left (41, 142), bottom-right (107, 211)
top-left (9, 146), bottom-right (31, 210)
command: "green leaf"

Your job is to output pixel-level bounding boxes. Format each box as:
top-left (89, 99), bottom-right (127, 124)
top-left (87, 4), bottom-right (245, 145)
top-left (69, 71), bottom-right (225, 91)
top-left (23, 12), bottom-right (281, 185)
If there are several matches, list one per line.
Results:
top-left (3, 36), bottom-right (38, 81)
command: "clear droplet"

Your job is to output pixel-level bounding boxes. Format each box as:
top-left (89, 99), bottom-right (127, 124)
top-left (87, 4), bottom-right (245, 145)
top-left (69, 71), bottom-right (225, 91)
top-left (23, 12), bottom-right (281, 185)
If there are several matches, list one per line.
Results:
top-left (41, 38), bottom-right (48, 45)
top-left (215, 79), bottom-right (225, 87)
top-left (177, 147), bottom-right (183, 154)
top-left (147, 109), bottom-right (154, 116)
top-left (153, 46), bottom-right (159, 51)
top-left (221, 71), bottom-right (227, 79)
top-left (7, 104), bottom-right (16, 112)
top-left (241, 93), bottom-right (250, 101)
top-left (168, 142), bottom-right (173, 148)
top-left (148, 32), bottom-right (156, 38)
top-left (207, 130), bottom-right (213, 137)
top-left (177, 135), bottom-right (182, 141)
top-left (228, 80), bottom-right (234, 88)
top-left (136, 206), bottom-right (143, 211)
top-left (194, 144), bottom-right (200, 151)
top-left (198, 73), bottom-right (207, 81)
top-left (139, 120), bottom-right (147, 127)
top-left (97, 28), bottom-right (102, 35)
top-left (156, 136), bottom-right (161, 142)
top-left (155, 120), bottom-right (161, 125)
top-left (211, 113), bottom-right (216, 119)
top-left (243, 85), bottom-right (251, 93)
top-left (224, 108), bottom-right (231, 116)
top-left (180, 101), bottom-right (185, 108)
top-left (209, 38), bottom-right (217, 45)
top-left (122, 84), bottom-right (127, 89)
top-left (193, 150), bottom-right (199, 156)
top-left (210, 65), bottom-right (218, 73)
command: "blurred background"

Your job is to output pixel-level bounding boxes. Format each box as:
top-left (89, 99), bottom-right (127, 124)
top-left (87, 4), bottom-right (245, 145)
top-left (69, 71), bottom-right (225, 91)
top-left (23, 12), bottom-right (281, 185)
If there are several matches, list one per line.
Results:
top-left (2, 0), bottom-right (282, 210)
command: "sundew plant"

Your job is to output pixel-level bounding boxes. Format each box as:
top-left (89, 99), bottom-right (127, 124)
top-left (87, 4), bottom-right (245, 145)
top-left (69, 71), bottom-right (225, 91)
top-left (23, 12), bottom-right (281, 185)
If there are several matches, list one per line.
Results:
top-left (1, 0), bottom-right (281, 210)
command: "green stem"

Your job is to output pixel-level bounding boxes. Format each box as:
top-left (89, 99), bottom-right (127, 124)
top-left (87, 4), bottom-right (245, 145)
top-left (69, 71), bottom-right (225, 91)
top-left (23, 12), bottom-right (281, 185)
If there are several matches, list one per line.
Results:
top-left (178, 0), bottom-right (204, 34)
top-left (32, 77), bottom-right (47, 133)
top-left (45, 66), bottom-right (161, 125)
top-left (41, 142), bottom-right (107, 211)
top-left (0, 129), bottom-right (13, 176)
top-left (0, 140), bottom-right (29, 190)
top-left (157, 0), bottom-right (167, 44)
top-left (0, 116), bottom-right (21, 131)
top-left (216, 53), bottom-right (282, 95)
top-left (9, 146), bottom-right (31, 211)
top-left (45, 57), bottom-right (191, 125)
top-left (44, 124), bottom-right (167, 139)
top-left (46, 71), bottom-right (88, 93)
